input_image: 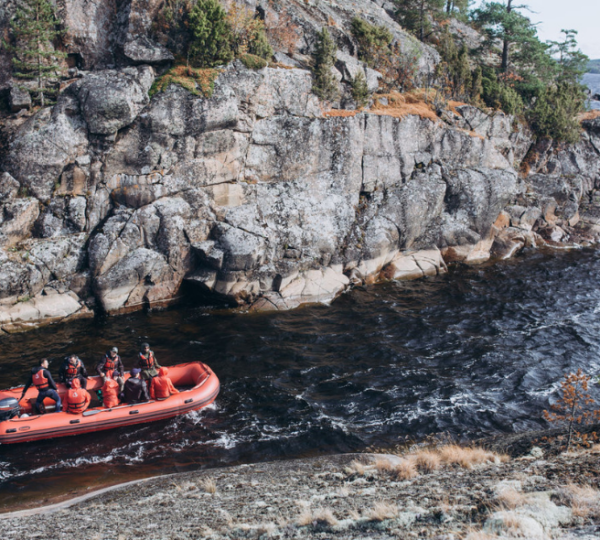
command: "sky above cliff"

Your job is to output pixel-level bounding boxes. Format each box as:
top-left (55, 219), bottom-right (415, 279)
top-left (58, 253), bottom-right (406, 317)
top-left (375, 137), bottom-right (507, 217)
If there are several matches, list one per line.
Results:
top-left (472, 0), bottom-right (600, 59)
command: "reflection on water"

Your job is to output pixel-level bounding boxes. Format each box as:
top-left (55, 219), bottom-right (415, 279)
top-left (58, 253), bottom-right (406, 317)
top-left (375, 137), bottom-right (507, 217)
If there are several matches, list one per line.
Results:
top-left (2, 248), bottom-right (600, 511)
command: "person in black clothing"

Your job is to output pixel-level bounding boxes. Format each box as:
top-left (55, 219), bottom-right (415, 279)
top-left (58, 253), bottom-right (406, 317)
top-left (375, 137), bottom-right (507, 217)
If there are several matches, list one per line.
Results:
top-left (121, 368), bottom-right (150, 404)
top-left (19, 358), bottom-right (62, 414)
top-left (97, 347), bottom-right (125, 391)
top-left (58, 355), bottom-right (89, 390)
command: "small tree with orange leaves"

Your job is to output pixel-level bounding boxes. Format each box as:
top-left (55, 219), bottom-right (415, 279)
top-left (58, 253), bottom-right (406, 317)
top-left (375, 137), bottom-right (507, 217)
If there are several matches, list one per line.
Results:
top-left (544, 369), bottom-right (599, 452)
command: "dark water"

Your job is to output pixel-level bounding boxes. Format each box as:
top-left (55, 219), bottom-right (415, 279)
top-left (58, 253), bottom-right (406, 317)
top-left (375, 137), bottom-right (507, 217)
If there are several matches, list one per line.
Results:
top-left (584, 73), bottom-right (600, 109)
top-left (2, 248), bottom-right (600, 510)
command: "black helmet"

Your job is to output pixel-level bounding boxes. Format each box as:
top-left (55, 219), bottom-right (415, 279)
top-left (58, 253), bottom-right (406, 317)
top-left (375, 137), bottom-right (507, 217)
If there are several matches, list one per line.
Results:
top-left (141, 342), bottom-right (150, 350)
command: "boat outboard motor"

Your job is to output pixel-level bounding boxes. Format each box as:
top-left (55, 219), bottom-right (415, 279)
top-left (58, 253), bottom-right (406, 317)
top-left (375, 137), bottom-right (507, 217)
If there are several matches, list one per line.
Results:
top-left (0, 398), bottom-right (20, 421)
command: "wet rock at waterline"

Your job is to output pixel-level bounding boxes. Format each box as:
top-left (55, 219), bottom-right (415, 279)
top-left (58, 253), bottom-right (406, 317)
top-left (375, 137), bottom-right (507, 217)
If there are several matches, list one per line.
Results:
top-left (2, 62), bottom-right (600, 332)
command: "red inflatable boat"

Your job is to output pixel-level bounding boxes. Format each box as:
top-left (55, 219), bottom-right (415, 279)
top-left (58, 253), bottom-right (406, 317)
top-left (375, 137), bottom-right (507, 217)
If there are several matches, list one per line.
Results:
top-left (0, 362), bottom-right (219, 444)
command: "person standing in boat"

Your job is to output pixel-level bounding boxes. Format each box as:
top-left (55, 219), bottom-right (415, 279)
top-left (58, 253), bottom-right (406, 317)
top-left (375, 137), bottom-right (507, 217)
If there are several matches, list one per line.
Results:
top-left (150, 367), bottom-right (180, 400)
top-left (122, 368), bottom-right (150, 404)
top-left (62, 378), bottom-right (91, 414)
top-left (19, 358), bottom-right (62, 414)
top-left (97, 347), bottom-right (125, 391)
top-left (138, 343), bottom-right (161, 381)
top-left (58, 355), bottom-right (89, 390)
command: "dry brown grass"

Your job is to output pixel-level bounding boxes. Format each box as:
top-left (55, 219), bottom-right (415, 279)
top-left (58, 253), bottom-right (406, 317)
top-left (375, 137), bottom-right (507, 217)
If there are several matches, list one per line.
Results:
top-left (296, 507), bottom-right (338, 527)
top-left (438, 445), bottom-right (506, 469)
top-left (374, 457), bottom-right (395, 473)
top-left (200, 477), bottom-right (217, 494)
top-left (367, 501), bottom-right (399, 521)
top-left (345, 459), bottom-right (366, 475)
top-left (393, 458), bottom-right (419, 480)
top-left (368, 91), bottom-right (439, 122)
top-left (448, 100), bottom-right (468, 115)
top-left (464, 530), bottom-right (498, 540)
top-left (560, 483), bottom-right (600, 519)
top-left (323, 109), bottom-right (359, 117)
top-left (414, 450), bottom-right (442, 472)
top-left (495, 486), bottom-right (528, 509)
top-left (579, 110), bottom-right (600, 122)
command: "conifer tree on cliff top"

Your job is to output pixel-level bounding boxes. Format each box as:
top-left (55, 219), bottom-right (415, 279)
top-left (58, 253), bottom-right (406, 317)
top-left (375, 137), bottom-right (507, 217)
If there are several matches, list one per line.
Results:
top-left (4, 0), bottom-right (66, 107)
top-left (188, 0), bottom-right (234, 68)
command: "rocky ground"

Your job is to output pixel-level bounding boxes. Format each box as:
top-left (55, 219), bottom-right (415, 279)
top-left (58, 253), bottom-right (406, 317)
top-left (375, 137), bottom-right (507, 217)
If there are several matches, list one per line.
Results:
top-left (2, 435), bottom-right (600, 540)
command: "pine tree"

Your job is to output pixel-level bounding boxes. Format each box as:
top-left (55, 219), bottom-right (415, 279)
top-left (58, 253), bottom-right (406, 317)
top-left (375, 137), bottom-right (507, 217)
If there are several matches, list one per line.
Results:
top-left (352, 71), bottom-right (370, 108)
top-left (4, 0), bottom-right (66, 107)
top-left (312, 27), bottom-right (338, 101)
top-left (188, 0), bottom-right (234, 68)
top-left (395, 0), bottom-right (445, 42)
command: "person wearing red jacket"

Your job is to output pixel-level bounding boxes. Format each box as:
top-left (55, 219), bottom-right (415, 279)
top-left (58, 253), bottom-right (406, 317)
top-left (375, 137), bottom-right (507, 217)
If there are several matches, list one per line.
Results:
top-left (101, 378), bottom-right (120, 408)
top-left (62, 378), bottom-right (91, 414)
top-left (150, 367), bottom-right (180, 400)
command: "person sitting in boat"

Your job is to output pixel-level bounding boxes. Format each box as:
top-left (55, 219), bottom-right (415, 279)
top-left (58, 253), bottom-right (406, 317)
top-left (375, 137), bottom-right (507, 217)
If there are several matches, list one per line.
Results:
top-left (97, 347), bottom-right (125, 391)
top-left (122, 368), bottom-right (150, 404)
top-left (62, 378), bottom-right (91, 414)
top-left (59, 355), bottom-right (89, 390)
top-left (138, 343), bottom-right (161, 381)
top-left (19, 358), bottom-right (62, 414)
top-left (101, 377), bottom-right (121, 408)
top-left (149, 367), bottom-right (180, 400)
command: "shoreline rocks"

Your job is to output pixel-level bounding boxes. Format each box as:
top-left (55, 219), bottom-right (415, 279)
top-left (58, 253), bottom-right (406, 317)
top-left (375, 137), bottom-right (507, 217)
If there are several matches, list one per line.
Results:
top-left (2, 445), bottom-right (600, 539)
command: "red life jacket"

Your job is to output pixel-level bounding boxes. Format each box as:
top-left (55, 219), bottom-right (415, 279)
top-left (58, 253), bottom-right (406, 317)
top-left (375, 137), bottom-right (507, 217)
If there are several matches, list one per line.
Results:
top-left (139, 351), bottom-right (156, 370)
top-left (32, 369), bottom-right (49, 390)
top-left (103, 354), bottom-right (119, 378)
top-left (66, 389), bottom-right (87, 413)
top-left (65, 359), bottom-right (80, 378)
top-left (104, 355), bottom-right (117, 372)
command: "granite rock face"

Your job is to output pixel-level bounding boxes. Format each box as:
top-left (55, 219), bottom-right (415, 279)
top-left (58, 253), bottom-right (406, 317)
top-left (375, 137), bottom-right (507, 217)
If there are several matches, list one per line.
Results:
top-left (1, 3), bottom-right (599, 332)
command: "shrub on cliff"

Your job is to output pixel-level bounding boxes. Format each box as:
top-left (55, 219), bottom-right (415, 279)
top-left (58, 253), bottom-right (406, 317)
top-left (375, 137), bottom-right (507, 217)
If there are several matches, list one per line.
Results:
top-left (3, 0), bottom-right (67, 107)
top-left (528, 82), bottom-right (586, 144)
top-left (312, 27), bottom-right (339, 101)
top-left (350, 17), bottom-right (393, 67)
top-left (352, 71), bottom-right (370, 108)
top-left (188, 0), bottom-right (233, 68)
top-left (227, 4), bottom-right (273, 60)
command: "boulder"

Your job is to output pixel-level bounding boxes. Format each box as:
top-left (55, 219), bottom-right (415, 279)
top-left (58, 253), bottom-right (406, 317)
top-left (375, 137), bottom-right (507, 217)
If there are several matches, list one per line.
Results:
top-left (5, 97), bottom-right (89, 201)
top-left (123, 36), bottom-right (174, 65)
top-left (73, 66), bottom-right (154, 135)
top-left (9, 85), bottom-right (31, 112)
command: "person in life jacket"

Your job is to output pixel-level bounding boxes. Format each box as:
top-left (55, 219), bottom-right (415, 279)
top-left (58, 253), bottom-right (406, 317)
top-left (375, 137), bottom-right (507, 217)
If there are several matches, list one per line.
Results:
top-left (96, 347), bottom-right (125, 391)
top-left (138, 342), bottom-right (161, 381)
top-left (121, 368), bottom-right (150, 404)
top-left (62, 378), bottom-right (91, 414)
top-left (149, 367), bottom-right (180, 400)
top-left (101, 377), bottom-right (120, 408)
top-left (58, 355), bottom-right (89, 390)
top-left (19, 358), bottom-right (62, 414)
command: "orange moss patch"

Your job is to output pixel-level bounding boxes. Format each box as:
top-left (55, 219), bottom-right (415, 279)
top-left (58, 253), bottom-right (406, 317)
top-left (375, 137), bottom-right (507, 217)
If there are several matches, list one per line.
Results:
top-left (368, 90), bottom-right (439, 122)
top-left (448, 100), bottom-right (468, 115)
top-left (580, 110), bottom-right (600, 122)
top-left (150, 65), bottom-right (221, 98)
top-left (323, 109), bottom-right (359, 117)
top-left (267, 62), bottom-right (295, 70)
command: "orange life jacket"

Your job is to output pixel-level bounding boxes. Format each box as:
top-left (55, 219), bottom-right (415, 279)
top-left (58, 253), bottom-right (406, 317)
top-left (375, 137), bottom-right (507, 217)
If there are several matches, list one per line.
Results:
top-left (102, 379), bottom-right (120, 408)
top-left (104, 355), bottom-right (117, 372)
top-left (150, 367), bottom-right (179, 399)
top-left (139, 351), bottom-right (156, 370)
top-left (32, 369), bottom-right (49, 390)
top-left (102, 354), bottom-right (119, 379)
top-left (65, 359), bottom-right (81, 378)
top-left (66, 389), bottom-right (88, 414)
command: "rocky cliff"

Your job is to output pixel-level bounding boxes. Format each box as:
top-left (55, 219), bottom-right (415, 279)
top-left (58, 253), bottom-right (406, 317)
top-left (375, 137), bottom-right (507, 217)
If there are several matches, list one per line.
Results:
top-left (1, 0), bottom-right (600, 333)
